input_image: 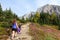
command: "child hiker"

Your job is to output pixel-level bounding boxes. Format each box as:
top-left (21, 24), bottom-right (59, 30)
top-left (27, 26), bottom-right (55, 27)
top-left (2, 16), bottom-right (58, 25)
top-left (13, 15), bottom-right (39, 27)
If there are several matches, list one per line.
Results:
top-left (17, 24), bottom-right (21, 34)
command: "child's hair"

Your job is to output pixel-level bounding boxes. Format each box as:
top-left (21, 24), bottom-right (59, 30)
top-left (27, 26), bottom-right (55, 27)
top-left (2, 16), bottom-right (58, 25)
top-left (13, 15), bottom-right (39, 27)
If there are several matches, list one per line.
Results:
top-left (12, 19), bottom-right (16, 24)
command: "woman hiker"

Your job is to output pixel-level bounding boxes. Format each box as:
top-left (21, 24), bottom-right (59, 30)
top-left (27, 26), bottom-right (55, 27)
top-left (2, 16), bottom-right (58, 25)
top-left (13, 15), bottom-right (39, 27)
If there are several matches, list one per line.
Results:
top-left (11, 19), bottom-right (18, 39)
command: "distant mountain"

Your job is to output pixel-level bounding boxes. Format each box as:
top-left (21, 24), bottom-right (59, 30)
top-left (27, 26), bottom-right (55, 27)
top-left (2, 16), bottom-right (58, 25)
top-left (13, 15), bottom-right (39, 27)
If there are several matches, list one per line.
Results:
top-left (23, 12), bottom-right (35, 19)
top-left (37, 4), bottom-right (60, 15)
top-left (23, 4), bottom-right (60, 19)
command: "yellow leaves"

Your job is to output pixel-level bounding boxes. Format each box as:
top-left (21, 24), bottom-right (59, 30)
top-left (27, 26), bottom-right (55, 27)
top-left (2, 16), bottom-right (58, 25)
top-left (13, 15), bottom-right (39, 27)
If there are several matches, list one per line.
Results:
top-left (51, 12), bottom-right (57, 20)
top-left (32, 12), bottom-right (40, 23)
top-left (35, 12), bottom-right (40, 18)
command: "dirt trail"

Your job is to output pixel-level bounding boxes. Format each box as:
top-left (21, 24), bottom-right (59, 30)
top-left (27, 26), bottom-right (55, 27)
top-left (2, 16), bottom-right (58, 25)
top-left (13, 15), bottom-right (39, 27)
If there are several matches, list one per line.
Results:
top-left (7, 23), bottom-right (32, 40)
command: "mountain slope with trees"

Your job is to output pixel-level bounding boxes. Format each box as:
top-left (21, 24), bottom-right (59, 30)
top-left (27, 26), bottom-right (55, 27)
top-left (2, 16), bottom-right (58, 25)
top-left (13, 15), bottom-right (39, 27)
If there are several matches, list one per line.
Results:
top-left (23, 4), bottom-right (60, 30)
top-left (0, 4), bottom-right (20, 28)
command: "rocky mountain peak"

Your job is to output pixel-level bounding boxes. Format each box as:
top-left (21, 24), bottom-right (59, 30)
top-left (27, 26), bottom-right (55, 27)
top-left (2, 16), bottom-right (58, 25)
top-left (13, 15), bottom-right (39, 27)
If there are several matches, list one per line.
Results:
top-left (23, 4), bottom-right (60, 19)
top-left (37, 4), bottom-right (60, 15)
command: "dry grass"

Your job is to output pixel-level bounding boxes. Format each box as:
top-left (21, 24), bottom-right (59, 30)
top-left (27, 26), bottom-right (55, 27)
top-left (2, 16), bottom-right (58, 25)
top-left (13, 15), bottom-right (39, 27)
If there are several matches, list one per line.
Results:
top-left (29, 23), bottom-right (45, 40)
top-left (29, 23), bottom-right (60, 40)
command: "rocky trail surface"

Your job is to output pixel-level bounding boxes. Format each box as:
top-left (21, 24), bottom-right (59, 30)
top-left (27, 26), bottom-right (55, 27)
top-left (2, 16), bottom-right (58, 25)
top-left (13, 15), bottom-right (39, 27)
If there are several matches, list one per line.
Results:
top-left (7, 23), bottom-right (32, 40)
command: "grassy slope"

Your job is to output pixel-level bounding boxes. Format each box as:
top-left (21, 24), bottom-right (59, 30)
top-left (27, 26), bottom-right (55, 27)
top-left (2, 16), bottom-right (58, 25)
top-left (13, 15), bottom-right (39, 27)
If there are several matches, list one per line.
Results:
top-left (29, 23), bottom-right (60, 40)
top-left (0, 27), bottom-right (10, 40)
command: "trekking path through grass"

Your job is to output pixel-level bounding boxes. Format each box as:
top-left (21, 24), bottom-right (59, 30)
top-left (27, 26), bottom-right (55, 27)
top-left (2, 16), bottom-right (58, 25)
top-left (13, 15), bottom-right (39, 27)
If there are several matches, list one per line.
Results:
top-left (7, 23), bottom-right (32, 40)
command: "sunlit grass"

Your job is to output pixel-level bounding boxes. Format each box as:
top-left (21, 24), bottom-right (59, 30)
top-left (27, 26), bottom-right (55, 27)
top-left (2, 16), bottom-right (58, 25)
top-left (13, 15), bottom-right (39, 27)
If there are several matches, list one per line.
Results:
top-left (42, 24), bottom-right (59, 30)
top-left (0, 27), bottom-right (9, 40)
top-left (45, 33), bottom-right (58, 40)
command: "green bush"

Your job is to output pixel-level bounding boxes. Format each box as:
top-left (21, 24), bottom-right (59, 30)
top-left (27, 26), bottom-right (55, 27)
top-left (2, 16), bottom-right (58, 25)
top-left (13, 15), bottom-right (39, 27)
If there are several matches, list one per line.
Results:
top-left (0, 22), bottom-right (10, 28)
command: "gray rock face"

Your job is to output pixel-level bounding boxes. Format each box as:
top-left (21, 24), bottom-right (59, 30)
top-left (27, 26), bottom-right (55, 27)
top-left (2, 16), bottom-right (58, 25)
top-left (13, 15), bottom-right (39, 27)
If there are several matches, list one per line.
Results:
top-left (37, 4), bottom-right (60, 15)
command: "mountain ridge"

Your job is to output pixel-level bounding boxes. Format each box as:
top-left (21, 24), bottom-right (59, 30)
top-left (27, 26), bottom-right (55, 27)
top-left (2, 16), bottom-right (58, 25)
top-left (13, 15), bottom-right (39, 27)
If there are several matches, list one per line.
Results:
top-left (37, 4), bottom-right (60, 15)
top-left (23, 4), bottom-right (60, 19)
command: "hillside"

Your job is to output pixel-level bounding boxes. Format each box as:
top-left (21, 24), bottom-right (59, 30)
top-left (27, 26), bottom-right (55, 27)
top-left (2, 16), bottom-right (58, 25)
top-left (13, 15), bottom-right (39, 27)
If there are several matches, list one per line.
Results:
top-left (29, 23), bottom-right (60, 40)
top-left (6, 23), bottom-right (60, 40)
top-left (22, 4), bottom-right (60, 30)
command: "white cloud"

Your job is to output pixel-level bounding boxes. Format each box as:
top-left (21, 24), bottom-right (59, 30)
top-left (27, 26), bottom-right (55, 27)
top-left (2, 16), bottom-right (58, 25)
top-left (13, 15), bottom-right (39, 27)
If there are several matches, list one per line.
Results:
top-left (49, 0), bottom-right (60, 5)
top-left (50, 0), bottom-right (56, 5)
top-left (35, 0), bottom-right (50, 8)
top-left (35, 0), bottom-right (60, 8)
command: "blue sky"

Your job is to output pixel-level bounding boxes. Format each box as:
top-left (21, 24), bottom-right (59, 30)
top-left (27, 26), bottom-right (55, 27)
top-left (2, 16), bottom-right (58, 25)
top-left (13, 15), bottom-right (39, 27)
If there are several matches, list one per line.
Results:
top-left (0, 0), bottom-right (60, 17)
